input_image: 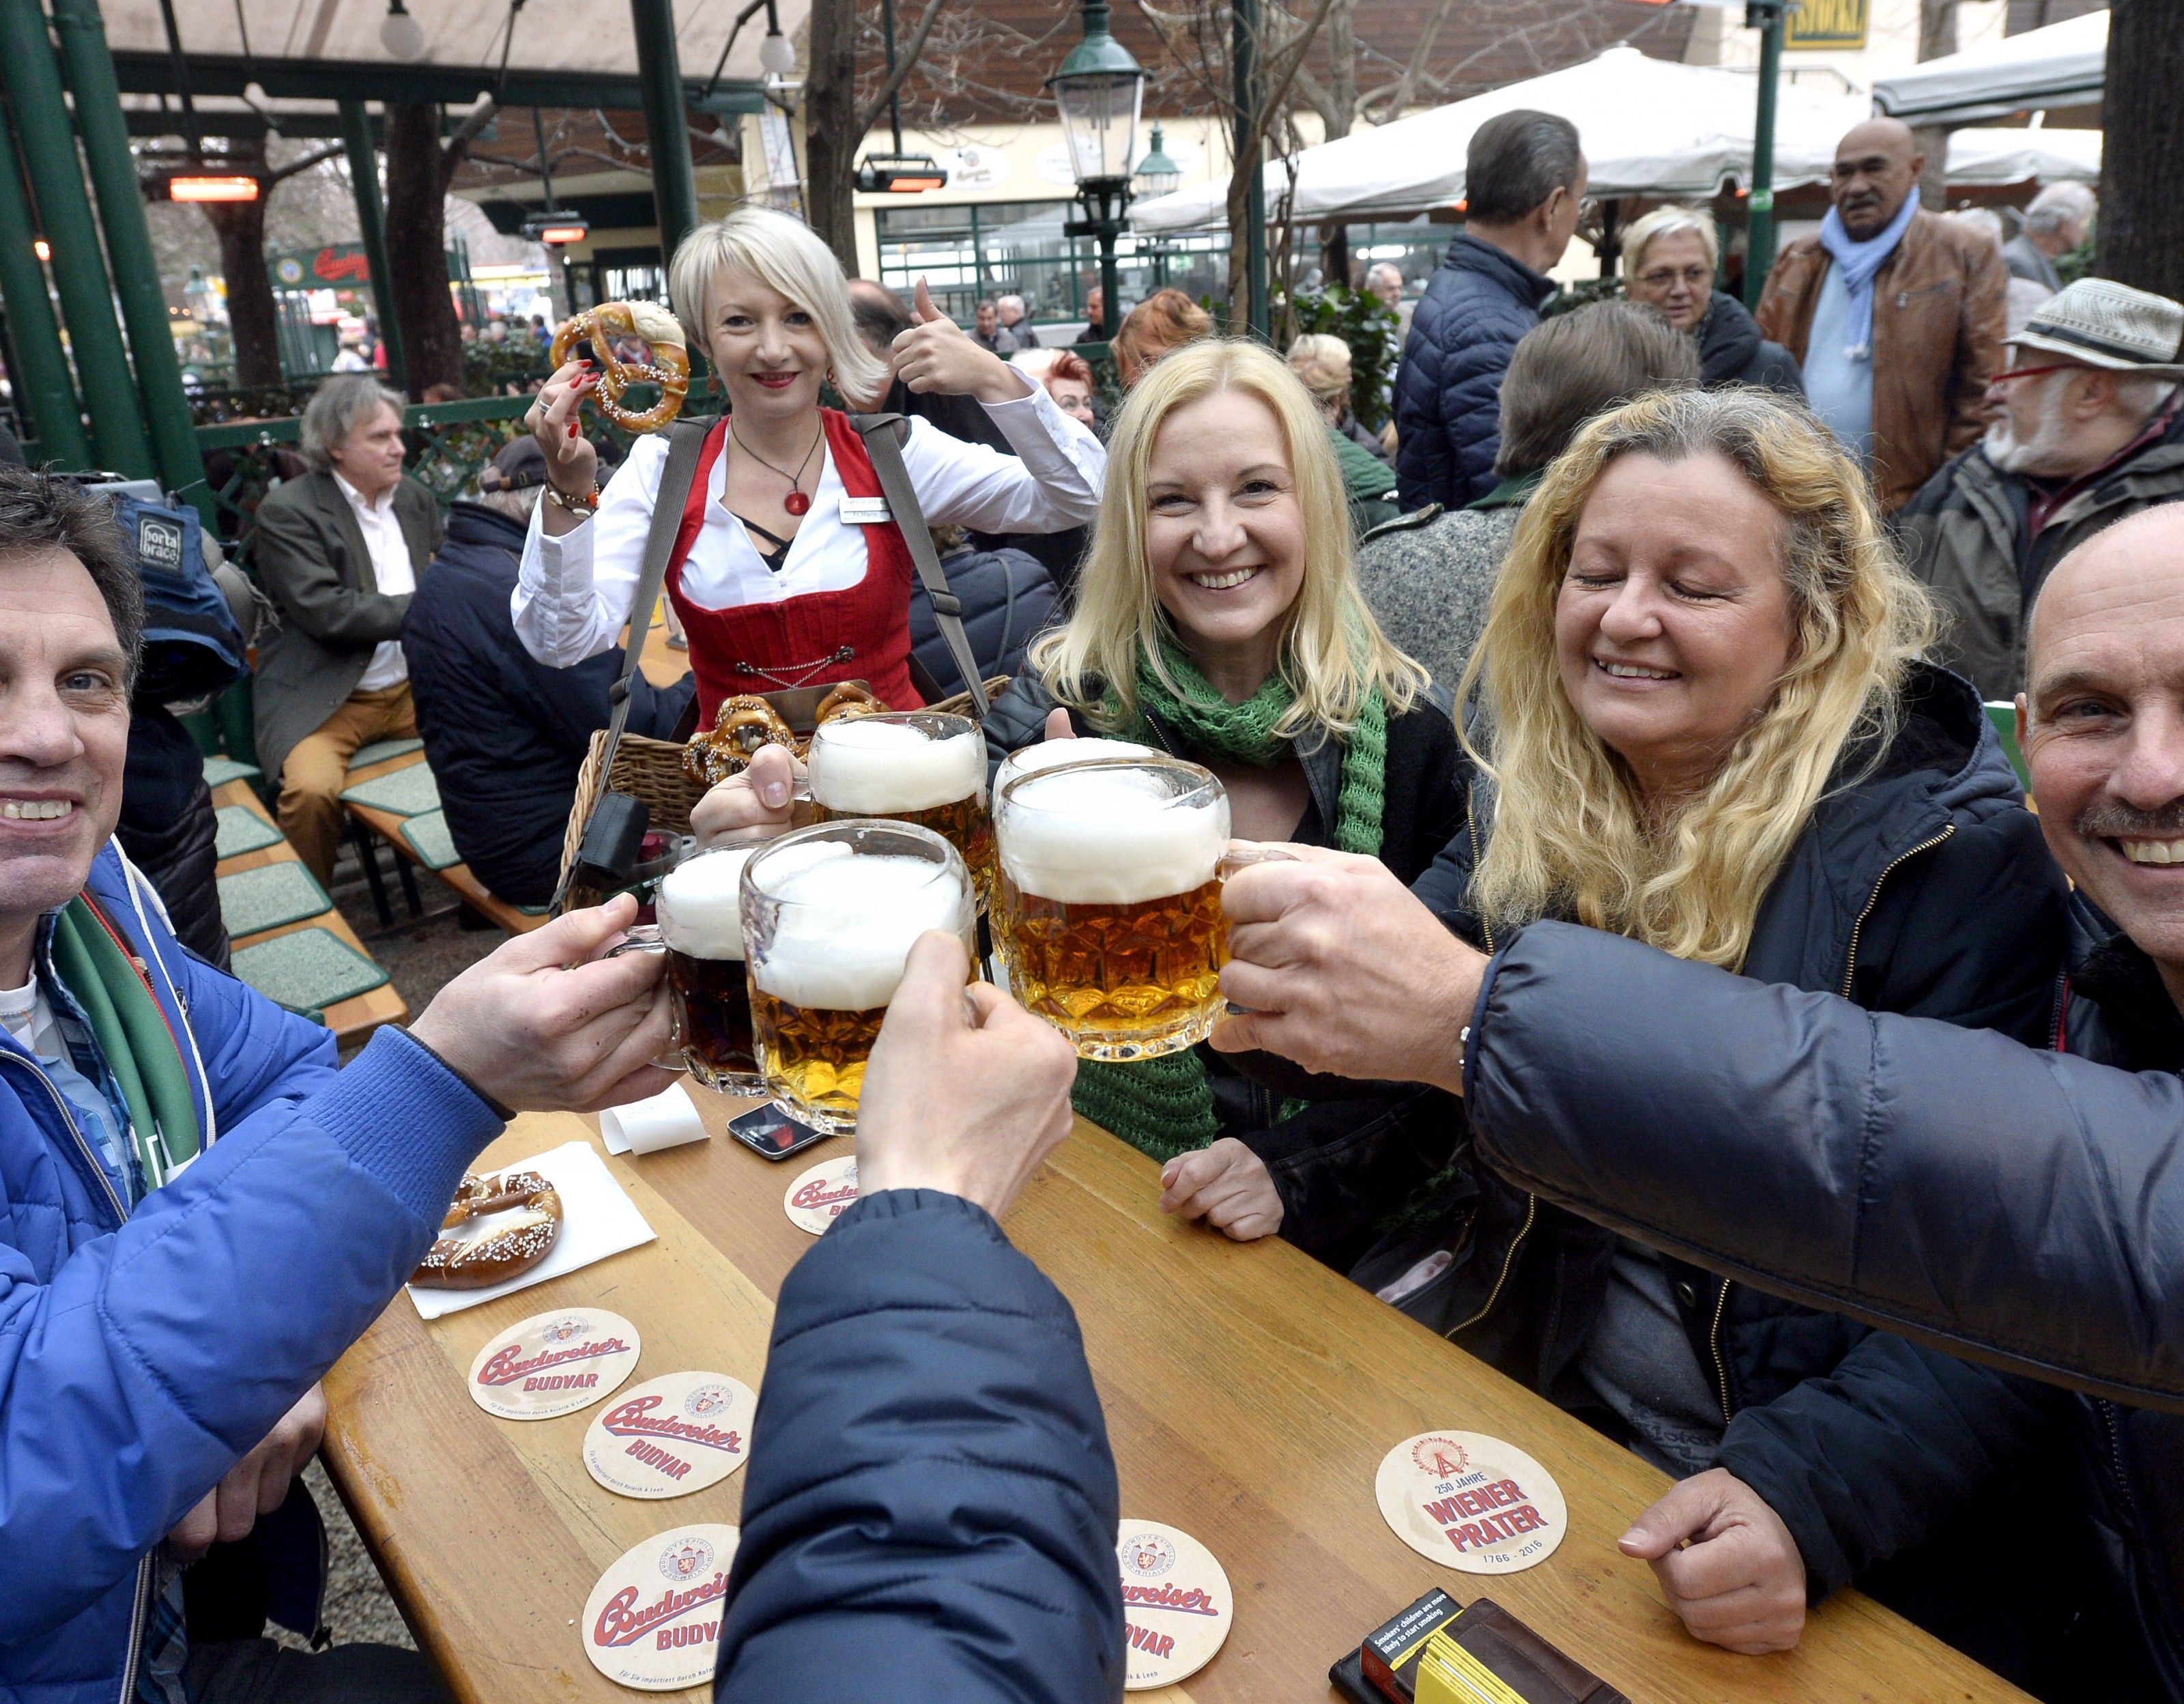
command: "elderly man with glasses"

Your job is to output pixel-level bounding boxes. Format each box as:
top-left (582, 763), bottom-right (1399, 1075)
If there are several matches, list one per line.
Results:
top-left (1899, 278), bottom-right (2184, 699)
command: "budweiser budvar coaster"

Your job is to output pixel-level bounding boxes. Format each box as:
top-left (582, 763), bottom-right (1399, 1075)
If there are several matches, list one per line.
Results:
top-left (581, 1522), bottom-right (741, 1692)
top-left (1375, 1431), bottom-right (1568, 1575)
top-left (465, 1307), bottom-right (641, 1421)
top-left (584, 1372), bottom-right (759, 1499)
top-left (1116, 1520), bottom-right (1234, 1690)
top-left (782, 1154), bottom-right (858, 1234)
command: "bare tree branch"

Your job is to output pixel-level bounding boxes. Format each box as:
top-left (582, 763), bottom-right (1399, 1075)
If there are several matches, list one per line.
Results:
top-left (856, 0), bottom-right (953, 134)
top-left (263, 142), bottom-right (345, 185)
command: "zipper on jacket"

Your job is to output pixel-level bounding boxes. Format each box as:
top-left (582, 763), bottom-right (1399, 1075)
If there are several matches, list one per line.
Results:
top-left (1708, 1279), bottom-right (1735, 1421)
top-left (0, 1051), bottom-right (128, 1225)
top-left (1446, 806), bottom-right (1541, 1339)
top-left (118, 1554), bottom-right (152, 1704)
top-left (1839, 825), bottom-right (1956, 999)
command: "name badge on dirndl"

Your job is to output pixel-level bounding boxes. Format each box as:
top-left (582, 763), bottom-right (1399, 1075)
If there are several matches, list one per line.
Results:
top-left (838, 496), bottom-right (891, 525)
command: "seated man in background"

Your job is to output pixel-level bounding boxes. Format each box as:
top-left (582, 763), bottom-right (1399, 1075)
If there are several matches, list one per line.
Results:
top-left (402, 439), bottom-right (695, 907)
top-left (1900, 277), bottom-right (2184, 700)
top-left (0, 466), bottom-right (677, 1704)
top-left (251, 375), bottom-right (442, 885)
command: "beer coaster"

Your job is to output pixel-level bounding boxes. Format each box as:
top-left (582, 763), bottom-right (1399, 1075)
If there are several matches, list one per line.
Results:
top-left (465, 1307), bottom-right (641, 1421)
top-left (1116, 1520), bottom-right (1234, 1690)
top-left (581, 1522), bottom-right (741, 1691)
top-left (583, 1372), bottom-right (758, 1499)
top-left (782, 1154), bottom-right (858, 1234)
top-left (1375, 1431), bottom-right (1567, 1574)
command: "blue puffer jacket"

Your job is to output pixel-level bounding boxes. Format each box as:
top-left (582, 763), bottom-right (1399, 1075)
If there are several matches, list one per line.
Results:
top-left (1, 842), bottom-right (504, 1704)
top-left (717, 1189), bottom-right (1122, 1703)
top-left (1393, 235), bottom-right (1557, 512)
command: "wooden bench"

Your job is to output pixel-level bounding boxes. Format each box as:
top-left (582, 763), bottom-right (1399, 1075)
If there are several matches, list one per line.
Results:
top-left (212, 778), bottom-right (408, 1042)
top-left (339, 750), bottom-right (549, 937)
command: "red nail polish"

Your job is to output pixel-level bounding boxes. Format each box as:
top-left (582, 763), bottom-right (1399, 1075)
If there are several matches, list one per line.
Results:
top-left (567, 421), bottom-right (579, 439)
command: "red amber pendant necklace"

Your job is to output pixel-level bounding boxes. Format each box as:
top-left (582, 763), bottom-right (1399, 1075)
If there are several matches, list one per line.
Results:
top-left (730, 420), bottom-right (824, 516)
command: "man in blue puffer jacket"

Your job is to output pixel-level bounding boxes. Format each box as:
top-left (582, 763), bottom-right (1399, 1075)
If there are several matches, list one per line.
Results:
top-left (0, 468), bottom-right (680, 1704)
top-left (1393, 111), bottom-right (1588, 511)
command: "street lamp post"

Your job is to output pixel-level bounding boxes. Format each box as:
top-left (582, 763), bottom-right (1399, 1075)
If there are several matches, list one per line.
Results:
top-left (1050, 0), bottom-right (1144, 345)
top-left (1135, 126), bottom-right (1181, 289)
top-left (1743, 0), bottom-right (1785, 310)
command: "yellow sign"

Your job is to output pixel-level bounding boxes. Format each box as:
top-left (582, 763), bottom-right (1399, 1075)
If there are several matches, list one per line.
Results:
top-left (1785, 0), bottom-right (1868, 50)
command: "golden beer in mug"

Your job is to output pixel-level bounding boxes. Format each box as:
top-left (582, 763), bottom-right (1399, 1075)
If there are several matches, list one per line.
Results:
top-left (741, 820), bottom-right (976, 1133)
top-left (805, 711), bottom-right (995, 905)
top-left (994, 755), bottom-right (1233, 1060)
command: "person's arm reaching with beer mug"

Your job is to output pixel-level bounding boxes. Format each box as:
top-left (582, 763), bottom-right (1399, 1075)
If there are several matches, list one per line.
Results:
top-left (716, 934), bottom-right (1125, 1703)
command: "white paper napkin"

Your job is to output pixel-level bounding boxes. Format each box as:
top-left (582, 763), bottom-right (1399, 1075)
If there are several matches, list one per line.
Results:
top-left (407, 1139), bottom-right (657, 1319)
top-left (599, 1081), bottom-right (710, 1155)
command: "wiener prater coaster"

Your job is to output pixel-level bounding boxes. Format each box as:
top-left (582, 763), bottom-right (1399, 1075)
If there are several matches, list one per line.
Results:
top-left (1116, 1520), bottom-right (1234, 1690)
top-left (1375, 1431), bottom-right (1567, 1575)
top-left (584, 1372), bottom-right (758, 1499)
top-left (782, 1154), bottom-right (859, 1234)
top-left (465, 1307), bottom-right (641, 1421)
top-left (581, 1522), bottom-right (741, 1691)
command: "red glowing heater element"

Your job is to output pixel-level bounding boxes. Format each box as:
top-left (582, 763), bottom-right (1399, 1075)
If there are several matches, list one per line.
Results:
top-left (168, 175), bottom-right (261, 203)
top-left (536, 223), bottom-right (590, 245)
top-left (32, 239), bottom-right (50, 261)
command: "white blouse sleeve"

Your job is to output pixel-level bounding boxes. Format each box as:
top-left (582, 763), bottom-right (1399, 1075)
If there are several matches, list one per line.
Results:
top-left (898, 382), bottom-right (1106, 535)
top-left (511, 435), bottom-right (672, 666)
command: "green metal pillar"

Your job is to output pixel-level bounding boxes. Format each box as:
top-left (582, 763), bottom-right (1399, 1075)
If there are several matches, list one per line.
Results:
top-left (629, 0), bottom-right (700, 264)
top-left (1232, 0), bottom-right (1267, 339)
top-left (0, 0), bottom-right (152, 474)
top-left (1743, 0), bottom-right (1783, 311)
top-left (49, 0), bottom-right (209, 509)
top-left (337, 100), bottom-right (406, 392)
top-left (0, 123), bottom-right (89, 463)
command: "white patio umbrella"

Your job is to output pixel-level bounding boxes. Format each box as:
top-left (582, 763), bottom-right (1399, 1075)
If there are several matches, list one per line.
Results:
top-left (1945, 127), bottom-right (2099, 186)
top-left (1872, 11), bottom-right (2106, 128)
top-left (1130, 44), bottom-right (1865, 234)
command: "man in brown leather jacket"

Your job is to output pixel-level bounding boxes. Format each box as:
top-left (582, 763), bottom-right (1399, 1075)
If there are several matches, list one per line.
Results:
top-left (1756, 119), bottom-right (2006, 511)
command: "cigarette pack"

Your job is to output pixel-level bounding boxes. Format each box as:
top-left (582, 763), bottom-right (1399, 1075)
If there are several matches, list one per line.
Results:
top-left (1329, 1594), bottom-right (1630, 1704)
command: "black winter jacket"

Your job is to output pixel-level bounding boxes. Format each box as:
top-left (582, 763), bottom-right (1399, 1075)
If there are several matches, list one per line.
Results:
top-left (1394, 236), bottom-right (1555, 513)
top-left (1695, 290), bottom-right (1805, 396)
top-left (401, 503), bottom-right (695, 906)
top-left (984, 668), bottom-right (1464, 1265)
top-left (1465, 897), bottom-right (2184, 1699)
top-left (715, 1189), bottom-right (1122, 1701)
top-left (1397, 663), bottom-right (2071, 1612)
top-left (908, 541), bottom-right (1061, 698)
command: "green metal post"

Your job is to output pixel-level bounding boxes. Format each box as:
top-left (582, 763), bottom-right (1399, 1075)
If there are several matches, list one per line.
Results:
top-left (338, 100), bottom-right (406, 393)
top-left (0, 124), bottom-right (89, 463)
top-left (49, 0), bottom-right (210, 510)
top-left (1743, 0), bottom-right (1783, 311)
top-left (629, 0), bottom-right (700, 264)
top-left (1233, 0), bottom-right (1267, 339)
top-left (0, 0), bottom-right (152, 474)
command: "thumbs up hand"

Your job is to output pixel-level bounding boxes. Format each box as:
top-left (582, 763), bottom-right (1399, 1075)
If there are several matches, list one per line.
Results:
top-left (891, 274), bottom-right (1034, 405)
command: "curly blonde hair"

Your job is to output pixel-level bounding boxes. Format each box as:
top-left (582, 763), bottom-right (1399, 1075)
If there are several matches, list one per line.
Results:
top-left (1029, 339), bottom-right (1424, 741)
top-left (1458, 387), bottom-right (1936, 969)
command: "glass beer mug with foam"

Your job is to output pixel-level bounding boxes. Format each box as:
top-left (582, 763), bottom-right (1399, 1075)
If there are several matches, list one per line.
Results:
top-left (805, 711), bottom-right (995, 905)
top-left (740, 820), bottom-right (977, 1133)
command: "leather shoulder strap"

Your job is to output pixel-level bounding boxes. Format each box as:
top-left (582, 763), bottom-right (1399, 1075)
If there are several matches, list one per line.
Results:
top-left (851, 412), bottom-right (990, 718)
top-left (601, 417), bottom-right (710, 763)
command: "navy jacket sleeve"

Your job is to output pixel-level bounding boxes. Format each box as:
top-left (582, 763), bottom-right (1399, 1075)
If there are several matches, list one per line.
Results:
top-left (716, 1189), bottom-right (1123, 1704)
top-left (1465, 921), bottom-right (2184, 1412)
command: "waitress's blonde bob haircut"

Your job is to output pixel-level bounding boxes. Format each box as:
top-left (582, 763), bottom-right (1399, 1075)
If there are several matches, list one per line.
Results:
top-left (1031, 339), bottom-right (1424, 739)
top-left (1460, 386), bottom-right (1936, 971)
top-left (667, 208), bottom-right (889, 405)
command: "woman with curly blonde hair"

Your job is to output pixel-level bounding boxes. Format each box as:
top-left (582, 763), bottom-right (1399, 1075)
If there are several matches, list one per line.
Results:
top-left (1366, 385), bottom-right (2069, 1663)
top-left (984, 338), bottom-right (1459, 1252)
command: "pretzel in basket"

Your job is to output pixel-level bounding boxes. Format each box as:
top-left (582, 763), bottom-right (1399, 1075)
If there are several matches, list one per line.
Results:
top-left (549, 301), bottom-right (691, 433)
top-left (684, 694), bottom-right (799, 788)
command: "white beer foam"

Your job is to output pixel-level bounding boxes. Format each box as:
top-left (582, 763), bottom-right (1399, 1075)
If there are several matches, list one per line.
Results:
top-left (995, 736), bottom-right (1157, 792)
top-left (808, 718), bottom-right (987, 813)
top-left (751, 852), bottom-right (967, 1010)
top-left (998, 767), bottom-right (1228, 905)
top-left (655, 847), bottom-right (755, 961)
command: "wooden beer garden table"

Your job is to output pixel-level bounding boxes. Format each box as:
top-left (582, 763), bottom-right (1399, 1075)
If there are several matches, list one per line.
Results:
top-left (321, 1092), bottom-right (2028, 1704)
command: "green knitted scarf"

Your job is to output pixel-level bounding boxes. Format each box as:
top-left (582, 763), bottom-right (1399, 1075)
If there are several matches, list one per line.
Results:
top-left (1070, 636), bottom-right (1387, 1163)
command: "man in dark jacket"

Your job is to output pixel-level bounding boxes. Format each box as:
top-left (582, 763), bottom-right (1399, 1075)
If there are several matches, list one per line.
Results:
top-left (1898, 277), bottom-right (2184, 700)
top-left (906, 529), bottom-right (1059, 698)
top-left (251, 375), bottom-right (443, 883)
top-left (402, 441), bottom-right (693, 907)
top-left (1211, 505), bottom-right (2184, 1696)
top-left (715, 931), bottom-right (1121, 1702)
top-left (1394, 111), bottom-right (1588, 511)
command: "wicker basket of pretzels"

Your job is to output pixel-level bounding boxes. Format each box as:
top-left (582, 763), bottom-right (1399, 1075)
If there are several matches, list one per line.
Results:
top-left (554, 677), bottom-right (1010, 913)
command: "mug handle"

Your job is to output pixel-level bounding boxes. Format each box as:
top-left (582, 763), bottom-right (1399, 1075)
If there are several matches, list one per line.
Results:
top-left (1215, 843), bottom-right (1299, 1013)
top-left (599, 926), bottom-right (691, 1073)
